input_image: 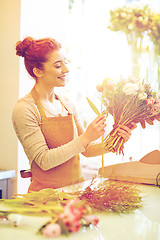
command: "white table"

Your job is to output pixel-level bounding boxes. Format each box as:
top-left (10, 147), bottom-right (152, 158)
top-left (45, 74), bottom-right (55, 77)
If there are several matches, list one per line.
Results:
top-left (0, 182), bottom-right (160, 240)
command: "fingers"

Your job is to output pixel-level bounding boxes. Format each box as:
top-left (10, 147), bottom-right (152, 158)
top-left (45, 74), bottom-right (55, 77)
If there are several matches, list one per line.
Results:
top-left (117, 131), bottom-right (130, 142)
top-left (117, 125), bottom-right (131, 143)
top-left (84, 115), bottom-right (107, 144)
top-left (116, 123), bottom-right (136, 143)
top-left (98, 121), bottom-right (107, 133)
top-left (94, 117), bottom-right (107, 135)
top-left (97, 118), bottom-right (106, 127)
top-left (118, 125), bottom-right (131, 134)
top-left (92, 115), bottom-right (106, 131)
top-left (93, 115), bottom-right (106, 124)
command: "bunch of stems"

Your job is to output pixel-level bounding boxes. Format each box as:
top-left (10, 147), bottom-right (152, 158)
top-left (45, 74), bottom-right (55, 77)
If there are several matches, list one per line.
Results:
top-left (103, 95), bottom-right (154, 154)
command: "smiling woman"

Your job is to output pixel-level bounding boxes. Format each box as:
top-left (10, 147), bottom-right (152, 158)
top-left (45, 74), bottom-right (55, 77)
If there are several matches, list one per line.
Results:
top-left (12, 36), bottom-right (133, 192)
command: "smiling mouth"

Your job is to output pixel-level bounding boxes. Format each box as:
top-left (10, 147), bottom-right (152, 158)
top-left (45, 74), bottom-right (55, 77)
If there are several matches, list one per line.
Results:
top-left (58, 76), bottom-right (66, 80)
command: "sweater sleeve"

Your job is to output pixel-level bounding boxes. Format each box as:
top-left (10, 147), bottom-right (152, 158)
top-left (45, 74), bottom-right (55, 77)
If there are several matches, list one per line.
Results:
top-left (12, 97), bottom-right (85, 171)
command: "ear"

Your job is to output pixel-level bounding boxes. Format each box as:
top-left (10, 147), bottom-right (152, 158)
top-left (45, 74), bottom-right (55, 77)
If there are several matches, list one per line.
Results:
top-left (33, 67), bottom-right (43, 78)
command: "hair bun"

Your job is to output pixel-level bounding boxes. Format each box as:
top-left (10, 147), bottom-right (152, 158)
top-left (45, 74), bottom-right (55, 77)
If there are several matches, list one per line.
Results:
top-left (16, 37), bottom-right (34, 57)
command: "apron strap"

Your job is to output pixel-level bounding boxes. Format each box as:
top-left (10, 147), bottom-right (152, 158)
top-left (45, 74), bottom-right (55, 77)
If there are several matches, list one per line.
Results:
top-left (30, 86), bottom-right (72, 118)
top-left (56, 95), bottom-right (72, 115)
top-left (31, 87), bottom-right (47, 118)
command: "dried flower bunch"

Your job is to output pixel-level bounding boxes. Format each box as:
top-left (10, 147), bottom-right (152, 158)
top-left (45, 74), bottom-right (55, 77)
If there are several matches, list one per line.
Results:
top-left (95, 76), bottom-right (160, 154)
top-left (74, 179), bottom-right (142, 214)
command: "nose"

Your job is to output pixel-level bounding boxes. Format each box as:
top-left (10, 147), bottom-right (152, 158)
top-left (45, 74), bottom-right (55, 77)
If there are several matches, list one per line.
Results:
top-left (62, 63), bottom-right (69, 74)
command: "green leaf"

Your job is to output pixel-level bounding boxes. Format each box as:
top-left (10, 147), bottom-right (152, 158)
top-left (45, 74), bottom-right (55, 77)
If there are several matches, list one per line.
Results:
top-left (86, 97), bottom-right (100, 116)
top-left (56, 219), bottom-right (70, 236)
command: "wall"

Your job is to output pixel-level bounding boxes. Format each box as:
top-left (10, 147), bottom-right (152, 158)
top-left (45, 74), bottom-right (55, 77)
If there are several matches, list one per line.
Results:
top-left (0, 0), bottom-right (21, 195)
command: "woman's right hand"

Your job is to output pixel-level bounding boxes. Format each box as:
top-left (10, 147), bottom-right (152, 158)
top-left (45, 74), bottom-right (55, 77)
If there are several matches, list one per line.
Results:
top-left (79, 115), bottom-right (106, 148)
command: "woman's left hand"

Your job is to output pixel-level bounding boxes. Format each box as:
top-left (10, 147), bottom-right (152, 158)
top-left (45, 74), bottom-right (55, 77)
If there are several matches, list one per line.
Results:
top-left (116, 122), bottom-right (137, 143)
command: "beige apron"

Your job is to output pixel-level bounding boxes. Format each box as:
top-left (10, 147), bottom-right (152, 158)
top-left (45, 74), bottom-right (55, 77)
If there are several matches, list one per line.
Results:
top-left (28, 87), bottom-right (84, 192)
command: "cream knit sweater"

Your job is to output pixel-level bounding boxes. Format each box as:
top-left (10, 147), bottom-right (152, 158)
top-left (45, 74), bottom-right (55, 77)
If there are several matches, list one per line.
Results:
top-left (12, 92), bottom-right (85, 171)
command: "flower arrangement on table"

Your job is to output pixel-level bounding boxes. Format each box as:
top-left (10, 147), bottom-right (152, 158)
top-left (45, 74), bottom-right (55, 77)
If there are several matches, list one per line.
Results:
top-left (0, 179), bottom-right (142, 238)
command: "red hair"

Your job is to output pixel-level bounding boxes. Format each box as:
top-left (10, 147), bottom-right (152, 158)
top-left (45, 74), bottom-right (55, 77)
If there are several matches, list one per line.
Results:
top-left (16, 37), bottom-right (61, 78)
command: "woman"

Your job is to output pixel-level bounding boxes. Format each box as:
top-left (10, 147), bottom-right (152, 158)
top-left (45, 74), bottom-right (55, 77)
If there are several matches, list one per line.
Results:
top-left (12, 37), bottom-right (136, 192)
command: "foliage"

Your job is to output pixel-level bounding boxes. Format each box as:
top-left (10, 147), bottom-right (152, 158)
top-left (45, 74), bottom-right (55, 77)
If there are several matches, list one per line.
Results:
top-left (108, 3), bottom-right (160, 87)
top-left (108, 5), bottom-right (152, 48)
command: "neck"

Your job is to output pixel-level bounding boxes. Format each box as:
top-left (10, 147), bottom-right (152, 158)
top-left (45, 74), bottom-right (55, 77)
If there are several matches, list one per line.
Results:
top-left (34, 82), bottom-right (55, 102)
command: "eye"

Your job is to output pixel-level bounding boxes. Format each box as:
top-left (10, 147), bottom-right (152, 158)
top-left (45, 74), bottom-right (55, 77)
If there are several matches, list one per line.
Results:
top-left (55, 63), bottom-right (61, 68)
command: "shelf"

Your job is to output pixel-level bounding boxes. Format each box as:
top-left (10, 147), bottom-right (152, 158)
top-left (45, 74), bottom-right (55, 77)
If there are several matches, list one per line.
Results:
top-left (0, 170), bottom-right (16, 199)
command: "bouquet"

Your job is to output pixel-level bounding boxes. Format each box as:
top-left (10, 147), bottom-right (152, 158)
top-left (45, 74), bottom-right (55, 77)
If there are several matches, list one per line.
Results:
top-left (88, 76), bottom-right (160, 155)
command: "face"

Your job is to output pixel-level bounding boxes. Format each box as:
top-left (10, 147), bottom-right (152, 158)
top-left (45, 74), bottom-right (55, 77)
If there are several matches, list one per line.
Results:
top-left (38, 49), bottom-right (69, 88)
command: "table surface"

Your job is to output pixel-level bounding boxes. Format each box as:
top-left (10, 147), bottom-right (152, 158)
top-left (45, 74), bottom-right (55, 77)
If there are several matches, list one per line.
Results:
top-left (0, 181), bottom-right (160, 240)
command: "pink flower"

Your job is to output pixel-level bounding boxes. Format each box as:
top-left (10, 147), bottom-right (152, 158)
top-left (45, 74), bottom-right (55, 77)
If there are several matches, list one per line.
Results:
top-left (59, 209), bottom-right (81, 233)
top-left (59, 208), bottom-right (77, 223)
top-left (96, 84), bottom-right (104, 92)
top-left (65, 219), bottom-right (81, 232)
top-left (58, 198), bottom-right (86, 233)
top-left (146, 97), bottom-right (155, 105)
top-left (65, 198), bottom-right (86, 220)
top-left (83, 215), bottom-right (99, 226)
top-left (102, 78), bottom-right (115, 91)
top-left (42, 223), bottom-right (62, 238)
top-left (152, 102), bottom-right (160, 115)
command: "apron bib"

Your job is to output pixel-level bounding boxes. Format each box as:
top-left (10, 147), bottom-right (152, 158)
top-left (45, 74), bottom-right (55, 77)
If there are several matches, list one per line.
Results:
top-left (28, 87), bottom-right (84, 192)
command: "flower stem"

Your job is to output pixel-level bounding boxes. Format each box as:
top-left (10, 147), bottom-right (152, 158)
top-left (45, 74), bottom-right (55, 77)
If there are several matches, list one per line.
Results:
top-left (101, 96), bottom-right (104, 173)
